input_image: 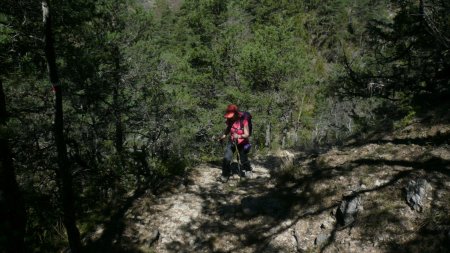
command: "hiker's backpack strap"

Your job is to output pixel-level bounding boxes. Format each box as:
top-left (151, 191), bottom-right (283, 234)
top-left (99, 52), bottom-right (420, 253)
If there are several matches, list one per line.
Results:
top-left (239, 113), bottom-right (245, 130)
top-left (239, 112), bottom-right (251, 132)
top-left (241, 112), bottom-right (252, 136)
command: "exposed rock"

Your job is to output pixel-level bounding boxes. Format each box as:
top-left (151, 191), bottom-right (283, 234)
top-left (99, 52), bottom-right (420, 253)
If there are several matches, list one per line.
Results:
top-left (315, 233), bottom-right (330, 245)
top-left (266, 229), bottom-right (297, 253)
top-left (336, 193), bottom-right (362, 227)
top-left (374, 179), bottom-right (389, 187)
top-left (405, 179), bottom-right (431, 212)
top-left (147, 229), bottom-right (160, 246)
top-left (177, 183), bottom-right (186, 192)
top-left (292, 228), bottom-right (303, 252)
top-left (292, 221), bottom-right (315, 252)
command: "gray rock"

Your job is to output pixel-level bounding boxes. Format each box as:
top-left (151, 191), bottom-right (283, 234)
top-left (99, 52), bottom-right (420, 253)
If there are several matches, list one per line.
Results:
top-left (336, 193), bottom-right (362, 227)
top-left (177, 184), bottom-right (186, 192)
top-left (147, 229), bottom-right (160, 246)
top-left (315, 233), bottom-right (330, 245)
top-left (292, 229), bottom-right (303, 252)
top-left (405, 179), bottom-right (431, 212)
top-left (375, 179), bottom-right (389, 187)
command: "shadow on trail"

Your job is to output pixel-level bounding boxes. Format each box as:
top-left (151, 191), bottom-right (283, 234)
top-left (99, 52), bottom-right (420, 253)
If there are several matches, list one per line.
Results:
top-left (84, 187), bottom-right (149, 253)
top-left (318, 154), bottom-right (450, 253)
top-left (165, 149), bottom-right (450, 252)
top-left (345, 126), bottom-right (450, 148)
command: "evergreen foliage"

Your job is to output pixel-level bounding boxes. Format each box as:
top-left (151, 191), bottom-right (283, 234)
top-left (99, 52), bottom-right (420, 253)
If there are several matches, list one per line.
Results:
top-left (1, 0), bottom-right (448, 251)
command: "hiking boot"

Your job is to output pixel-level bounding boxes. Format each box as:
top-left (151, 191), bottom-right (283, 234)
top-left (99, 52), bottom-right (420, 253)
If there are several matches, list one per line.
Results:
top-left (217, 175), bottom-right (229, 183)
top-left (241, 170), bottom-right (253, 179)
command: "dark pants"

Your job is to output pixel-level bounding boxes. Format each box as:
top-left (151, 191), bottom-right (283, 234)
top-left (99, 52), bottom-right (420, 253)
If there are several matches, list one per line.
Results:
top-left (222, 141), bottom-right (251, 177)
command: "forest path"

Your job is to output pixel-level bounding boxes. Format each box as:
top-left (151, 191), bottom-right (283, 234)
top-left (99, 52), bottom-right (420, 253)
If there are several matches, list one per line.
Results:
top-left (123, 151), bottom-right (299, 253)
top-left (88, 123), bottom-right (450, 253)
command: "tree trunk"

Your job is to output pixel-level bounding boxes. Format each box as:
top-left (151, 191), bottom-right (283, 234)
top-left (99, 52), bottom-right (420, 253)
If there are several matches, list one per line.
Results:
top-left (113, 86), bottom-right (123, 153)
top-left (281, 128), bottom-right (287, 149)
top-left (42, 1), bottom-right (82, 252)
top-left (265, 122), bottom-right (271, 148)
top-left (0, 80), bottom-right (26, 253)
top-left (113, 47), bottom-right (123, 154)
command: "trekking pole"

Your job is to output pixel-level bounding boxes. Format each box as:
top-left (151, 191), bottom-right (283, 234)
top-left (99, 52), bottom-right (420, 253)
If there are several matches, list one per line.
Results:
top-left (233, 139), bottom-right (242, 180)
top-left (216, 135), bottom-right (224, 157)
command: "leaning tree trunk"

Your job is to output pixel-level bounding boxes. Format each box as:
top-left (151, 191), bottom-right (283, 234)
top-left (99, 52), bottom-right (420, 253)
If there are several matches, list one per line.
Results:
top-left (42, 1), bottom-right (82, 252)
top-left (0, 80), bottom-right (26, 253)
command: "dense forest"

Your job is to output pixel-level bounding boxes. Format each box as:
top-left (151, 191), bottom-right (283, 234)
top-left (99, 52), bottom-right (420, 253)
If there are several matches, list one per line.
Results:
top-left (1, 0), bottom-right (449, 252)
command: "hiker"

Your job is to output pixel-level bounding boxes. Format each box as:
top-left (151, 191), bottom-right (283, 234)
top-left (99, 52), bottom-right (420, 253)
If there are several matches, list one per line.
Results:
top-left (218, 104), bottom-right (252, 182)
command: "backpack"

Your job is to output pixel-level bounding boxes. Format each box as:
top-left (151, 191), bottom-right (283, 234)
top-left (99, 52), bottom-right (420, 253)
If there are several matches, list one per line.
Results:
top-left (240, 111), bottom-right (253, 136)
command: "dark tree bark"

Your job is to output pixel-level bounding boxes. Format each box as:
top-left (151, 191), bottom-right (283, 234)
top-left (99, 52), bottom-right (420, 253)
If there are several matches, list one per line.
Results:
top-left (0, 80), bottom-right (26, 253)
top-left (42, 1), bottom-right (82, 252)
top-left (113, 47), bottom-right (124, 154)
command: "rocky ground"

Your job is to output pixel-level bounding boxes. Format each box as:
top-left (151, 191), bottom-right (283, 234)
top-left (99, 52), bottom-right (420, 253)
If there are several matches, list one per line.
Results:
top-left (88, 121), bottom-right (450, 253)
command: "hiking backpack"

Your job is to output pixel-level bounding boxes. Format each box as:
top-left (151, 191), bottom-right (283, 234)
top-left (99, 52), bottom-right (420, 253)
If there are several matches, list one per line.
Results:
top-left (240, 111), bottom-right (253, 136)
top-left (226, 111), bottom-right (253, 136)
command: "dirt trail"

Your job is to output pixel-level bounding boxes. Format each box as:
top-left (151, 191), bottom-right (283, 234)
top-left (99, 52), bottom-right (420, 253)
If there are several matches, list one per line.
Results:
top-left (122, 152), bottom-right (302, 253)
top-left (109, 124), bottom-right (450, 253)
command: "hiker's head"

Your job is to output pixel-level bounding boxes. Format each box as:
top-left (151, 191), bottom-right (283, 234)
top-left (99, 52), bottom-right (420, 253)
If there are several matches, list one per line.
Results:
top-left (224, 104), bottom-right (239, 119)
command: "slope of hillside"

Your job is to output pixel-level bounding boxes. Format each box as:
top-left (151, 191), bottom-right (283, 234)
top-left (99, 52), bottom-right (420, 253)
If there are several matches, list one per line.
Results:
top-left (86, 120), bottom-right (450, 253)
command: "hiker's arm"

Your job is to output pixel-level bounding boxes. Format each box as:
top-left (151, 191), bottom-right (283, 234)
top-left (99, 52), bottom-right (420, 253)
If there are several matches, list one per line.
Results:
top-left (220, 126), bottom-right (231, 140)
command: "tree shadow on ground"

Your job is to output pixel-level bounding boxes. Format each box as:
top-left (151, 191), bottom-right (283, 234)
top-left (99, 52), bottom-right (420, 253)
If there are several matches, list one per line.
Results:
top-left (319, 154), bottom-right (450, 253)
top-left (387, 224), bottom-right (450, 253)
top-left (346, 130), bottom-right (450, 147)
top-left (83, 186), bottom-right (149, 253)
top-left (251, 155), bottom-right (286, 171)
top-left (163, 148), bottom-right (450, 252)
top-left (164, 177), bottom-right (340, 252)
top-left (384, 180), bottom-right (450, 253)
